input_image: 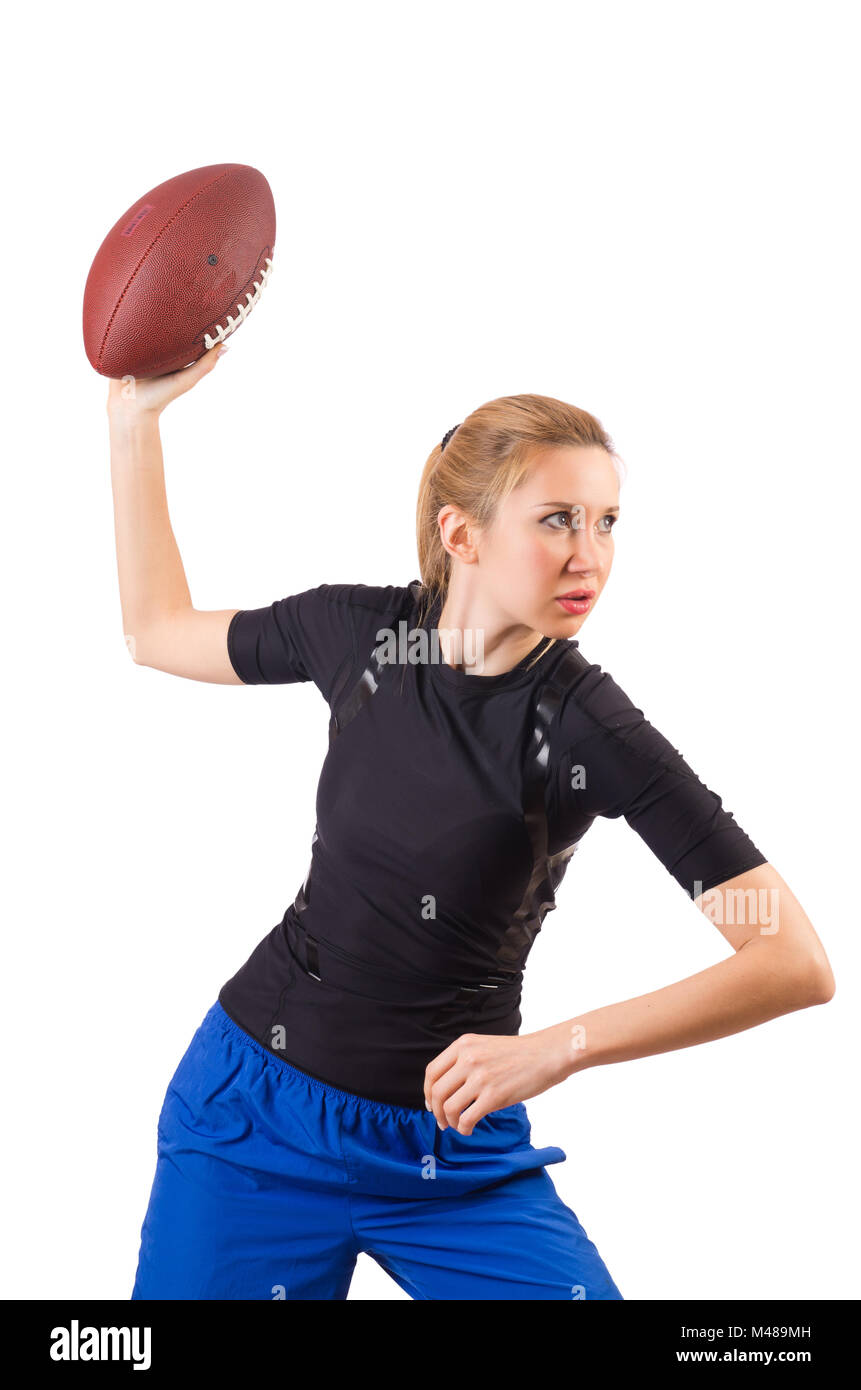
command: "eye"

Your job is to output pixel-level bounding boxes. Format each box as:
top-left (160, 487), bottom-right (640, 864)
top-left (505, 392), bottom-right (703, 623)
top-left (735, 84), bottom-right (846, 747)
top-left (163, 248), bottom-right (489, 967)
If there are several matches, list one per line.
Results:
top-left (541, 511), bottom-right (618, 532)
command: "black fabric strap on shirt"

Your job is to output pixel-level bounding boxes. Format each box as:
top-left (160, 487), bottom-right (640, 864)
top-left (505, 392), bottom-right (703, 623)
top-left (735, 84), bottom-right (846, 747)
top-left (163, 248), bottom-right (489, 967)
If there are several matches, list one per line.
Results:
top-left (493, 642), bottom-right (586, 970)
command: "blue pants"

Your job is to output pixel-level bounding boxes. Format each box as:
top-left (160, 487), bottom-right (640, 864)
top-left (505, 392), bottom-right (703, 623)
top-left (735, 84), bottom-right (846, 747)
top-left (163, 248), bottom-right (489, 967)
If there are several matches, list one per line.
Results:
top-left (131, 1002), bottom-right (623, 1300)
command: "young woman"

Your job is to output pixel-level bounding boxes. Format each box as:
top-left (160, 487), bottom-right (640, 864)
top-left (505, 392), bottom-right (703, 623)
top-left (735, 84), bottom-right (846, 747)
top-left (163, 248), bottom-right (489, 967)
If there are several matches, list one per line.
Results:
top-left (112, 347), bottom-right (834, 1301)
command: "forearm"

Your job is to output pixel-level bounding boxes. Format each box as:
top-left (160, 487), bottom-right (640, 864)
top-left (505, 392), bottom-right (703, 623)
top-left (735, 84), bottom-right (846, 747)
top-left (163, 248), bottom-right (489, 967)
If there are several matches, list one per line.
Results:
top-left (547, 939), bottom-right (829, 1081)
top-left (108, 409), bottom-right (192, 645)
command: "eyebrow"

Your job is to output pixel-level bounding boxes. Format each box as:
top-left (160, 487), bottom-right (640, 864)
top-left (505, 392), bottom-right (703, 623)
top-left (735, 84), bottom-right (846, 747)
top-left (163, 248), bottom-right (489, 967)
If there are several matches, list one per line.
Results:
top-left (531, 502), bottom-right (620, 511)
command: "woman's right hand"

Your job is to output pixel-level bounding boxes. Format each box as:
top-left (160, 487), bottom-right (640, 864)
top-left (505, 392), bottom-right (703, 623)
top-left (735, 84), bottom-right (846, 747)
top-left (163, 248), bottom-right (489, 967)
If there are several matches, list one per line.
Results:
top-left (106, 342), bottom-right (226, 419)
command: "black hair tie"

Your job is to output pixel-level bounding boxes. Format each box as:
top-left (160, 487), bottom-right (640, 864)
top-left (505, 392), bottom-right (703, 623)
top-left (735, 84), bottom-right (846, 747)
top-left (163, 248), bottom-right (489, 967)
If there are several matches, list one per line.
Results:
top-left (440, 423), bottom-right (462, 452)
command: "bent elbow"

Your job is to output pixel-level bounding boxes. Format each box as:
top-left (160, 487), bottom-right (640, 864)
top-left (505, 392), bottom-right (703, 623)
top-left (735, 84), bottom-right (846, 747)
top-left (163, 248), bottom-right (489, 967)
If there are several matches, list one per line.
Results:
top-left (795, 956), bottom-right (835, 1007)
top-left (124, 633), bottom-right (141, 663)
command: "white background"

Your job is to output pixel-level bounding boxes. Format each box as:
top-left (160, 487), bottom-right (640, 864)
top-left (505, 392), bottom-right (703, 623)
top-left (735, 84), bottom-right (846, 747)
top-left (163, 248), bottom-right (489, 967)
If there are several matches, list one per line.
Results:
top-left (2, 0), bottom-right (858, 1301)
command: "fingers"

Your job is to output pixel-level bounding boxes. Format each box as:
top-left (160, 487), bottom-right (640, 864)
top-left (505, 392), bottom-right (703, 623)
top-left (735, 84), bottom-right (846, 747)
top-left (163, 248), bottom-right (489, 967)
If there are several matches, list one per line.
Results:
top-left (187, 342), bottom-right (226, 380)
top-left (427, 1066), bottom-right (471, 1129)
top-left (171, 343), bottom-right (226, 398)
top-left (442, 1079), bottom-right (483, 1133)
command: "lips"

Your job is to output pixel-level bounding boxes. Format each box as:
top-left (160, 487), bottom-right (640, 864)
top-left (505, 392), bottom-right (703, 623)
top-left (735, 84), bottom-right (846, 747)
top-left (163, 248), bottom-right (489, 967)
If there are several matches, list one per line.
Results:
top-left (558, 589), bottom-right (595, 599)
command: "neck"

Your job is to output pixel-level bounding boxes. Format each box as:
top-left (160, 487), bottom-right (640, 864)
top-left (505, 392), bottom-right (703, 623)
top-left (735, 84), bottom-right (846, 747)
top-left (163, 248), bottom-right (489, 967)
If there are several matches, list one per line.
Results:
top-left (432, 585), bottom-right (553, 677)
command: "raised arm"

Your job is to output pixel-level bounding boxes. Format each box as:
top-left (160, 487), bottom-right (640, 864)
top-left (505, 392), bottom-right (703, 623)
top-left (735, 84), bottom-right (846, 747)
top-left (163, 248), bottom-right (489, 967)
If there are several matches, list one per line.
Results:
top-left (106, 348), bottom-right (243, 684)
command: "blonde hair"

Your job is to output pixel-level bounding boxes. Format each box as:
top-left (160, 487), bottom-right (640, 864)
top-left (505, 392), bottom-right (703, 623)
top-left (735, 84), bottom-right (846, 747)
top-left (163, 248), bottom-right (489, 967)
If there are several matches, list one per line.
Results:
top-left (414, 392), bottom-right (625, 628)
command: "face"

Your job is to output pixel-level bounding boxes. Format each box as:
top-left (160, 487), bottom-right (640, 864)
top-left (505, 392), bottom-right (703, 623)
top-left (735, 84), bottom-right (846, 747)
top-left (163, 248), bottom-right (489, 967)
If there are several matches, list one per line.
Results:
top-left (461, 445), bottom-right (620, 637)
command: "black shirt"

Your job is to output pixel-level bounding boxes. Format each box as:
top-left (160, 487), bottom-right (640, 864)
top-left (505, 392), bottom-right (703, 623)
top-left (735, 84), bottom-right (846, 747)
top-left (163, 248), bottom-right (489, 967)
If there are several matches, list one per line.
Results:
top-left (218, 579), bottom-right (767, 1108)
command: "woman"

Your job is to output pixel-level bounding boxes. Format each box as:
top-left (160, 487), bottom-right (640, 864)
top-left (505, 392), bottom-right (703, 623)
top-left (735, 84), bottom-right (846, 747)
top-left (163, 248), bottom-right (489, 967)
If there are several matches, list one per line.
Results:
top-left (113, 346), bottom-right (834, 1301)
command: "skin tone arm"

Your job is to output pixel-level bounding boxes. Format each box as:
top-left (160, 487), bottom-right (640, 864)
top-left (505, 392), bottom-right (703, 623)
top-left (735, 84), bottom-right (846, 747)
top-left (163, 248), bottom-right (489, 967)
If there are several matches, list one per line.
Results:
top-left (424, 860), bottom-right (835, 1134)
top-left (107, 344), bottom-right (244, 684)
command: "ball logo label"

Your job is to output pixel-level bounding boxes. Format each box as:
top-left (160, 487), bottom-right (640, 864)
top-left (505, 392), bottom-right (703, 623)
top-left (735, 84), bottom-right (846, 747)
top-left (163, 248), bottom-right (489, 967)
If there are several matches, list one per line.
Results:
top-left (121, 204), bottom-right (154, 236)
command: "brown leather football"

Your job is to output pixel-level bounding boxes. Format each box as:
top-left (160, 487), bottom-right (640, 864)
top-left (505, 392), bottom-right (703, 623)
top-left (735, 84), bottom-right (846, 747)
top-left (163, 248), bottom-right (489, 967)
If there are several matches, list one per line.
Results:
top-left (83, 163), bottom-right (275, 379)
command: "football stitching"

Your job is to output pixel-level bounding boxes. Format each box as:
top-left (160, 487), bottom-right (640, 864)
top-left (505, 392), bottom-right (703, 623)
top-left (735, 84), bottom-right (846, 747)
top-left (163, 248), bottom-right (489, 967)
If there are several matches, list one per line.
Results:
top-left (97, 167), bottom-right (234, 370)
top-left (127, 250), bottom-right (275, 376)
top-left (202, 255), bottom-right (274, 349)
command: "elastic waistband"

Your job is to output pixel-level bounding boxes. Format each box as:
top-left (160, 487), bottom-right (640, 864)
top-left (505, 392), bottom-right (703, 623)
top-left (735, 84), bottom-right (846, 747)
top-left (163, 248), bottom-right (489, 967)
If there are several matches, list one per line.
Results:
top-left (209, 999), bottom-right (435, 1117)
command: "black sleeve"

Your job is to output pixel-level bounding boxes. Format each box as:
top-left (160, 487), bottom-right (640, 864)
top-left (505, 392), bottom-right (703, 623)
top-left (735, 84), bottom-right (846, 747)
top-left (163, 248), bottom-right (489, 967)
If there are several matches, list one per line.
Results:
top-left (550, 656), bottom-right (768, 899)
top-left (226, 581), bottom-right (409, 705)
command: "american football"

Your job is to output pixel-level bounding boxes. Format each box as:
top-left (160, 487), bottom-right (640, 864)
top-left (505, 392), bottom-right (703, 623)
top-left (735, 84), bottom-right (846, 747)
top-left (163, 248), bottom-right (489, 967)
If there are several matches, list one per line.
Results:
top-left (83, 163), bottom-right (275, 379)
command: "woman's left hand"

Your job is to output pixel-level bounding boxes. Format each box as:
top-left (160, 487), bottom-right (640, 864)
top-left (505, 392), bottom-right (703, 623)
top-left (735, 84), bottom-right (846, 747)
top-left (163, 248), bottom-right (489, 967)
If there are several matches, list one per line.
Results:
top-left (423, 1024), bottom-right (572, 1135)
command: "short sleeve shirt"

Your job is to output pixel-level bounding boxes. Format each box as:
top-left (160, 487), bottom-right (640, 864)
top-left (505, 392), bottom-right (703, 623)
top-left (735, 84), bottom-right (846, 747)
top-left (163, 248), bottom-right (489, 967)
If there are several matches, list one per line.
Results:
top-left (219, 580), bottom-right (768, 1106)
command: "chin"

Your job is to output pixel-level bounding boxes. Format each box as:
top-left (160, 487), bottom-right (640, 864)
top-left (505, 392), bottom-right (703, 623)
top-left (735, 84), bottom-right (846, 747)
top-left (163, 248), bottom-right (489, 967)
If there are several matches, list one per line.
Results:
top-left (562, 614), bottom-right (592, 637)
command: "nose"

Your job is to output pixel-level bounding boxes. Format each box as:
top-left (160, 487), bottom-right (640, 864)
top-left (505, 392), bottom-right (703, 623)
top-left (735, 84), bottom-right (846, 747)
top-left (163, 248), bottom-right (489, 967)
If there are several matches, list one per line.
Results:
top-left (565, 524), bottom-right (605, 578)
